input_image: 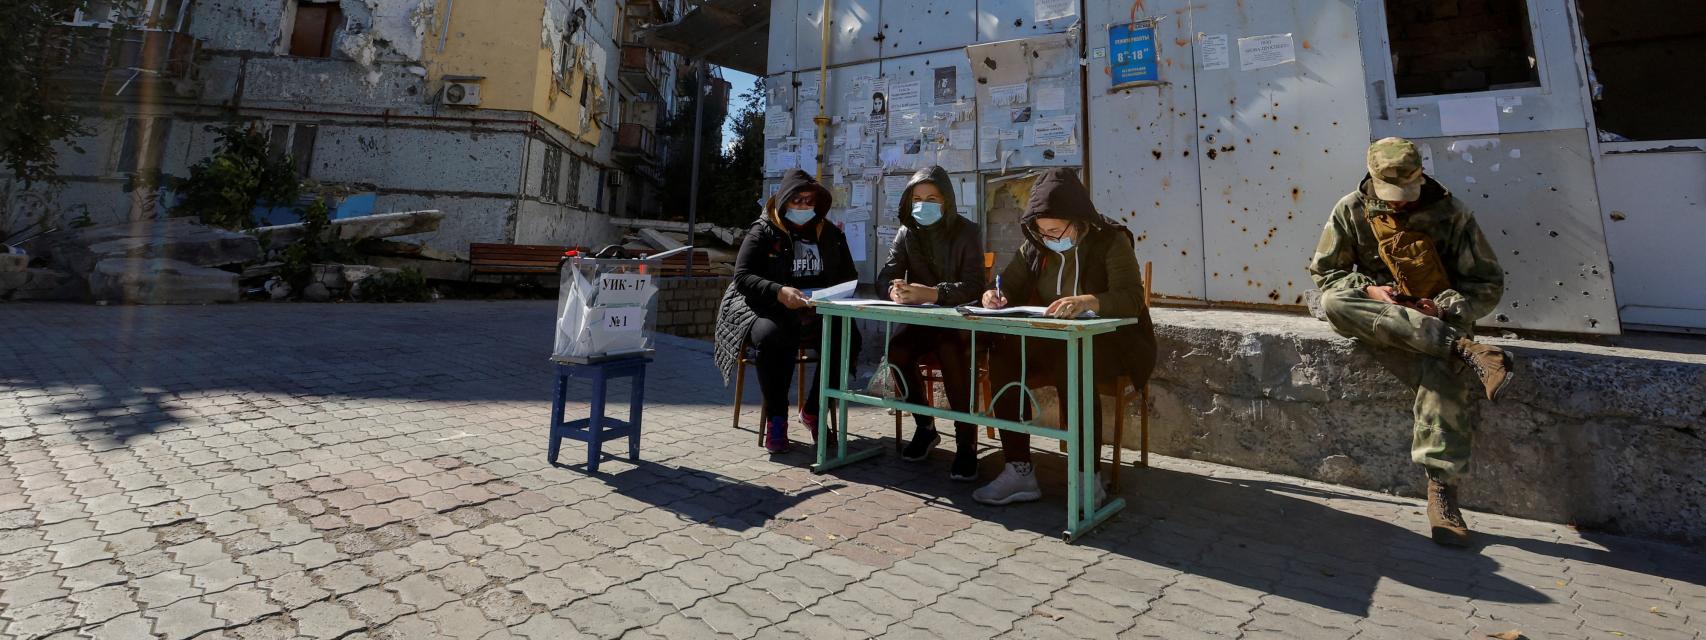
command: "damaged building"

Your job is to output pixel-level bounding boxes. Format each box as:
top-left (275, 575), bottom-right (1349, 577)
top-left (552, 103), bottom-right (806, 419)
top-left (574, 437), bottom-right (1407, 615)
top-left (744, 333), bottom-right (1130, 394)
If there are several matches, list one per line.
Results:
top-left (752, 0), bottom-right (1706, 334)
top-left (6, 0), bottom-right (715, 256)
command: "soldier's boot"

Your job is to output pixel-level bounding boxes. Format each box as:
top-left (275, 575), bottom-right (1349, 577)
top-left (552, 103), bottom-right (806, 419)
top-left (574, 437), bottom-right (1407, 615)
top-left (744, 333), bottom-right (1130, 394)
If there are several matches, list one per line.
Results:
top-left (1452, 337), bottom-right (1514, 401)
top-left (1427, 475), bottom-right (1471, 548)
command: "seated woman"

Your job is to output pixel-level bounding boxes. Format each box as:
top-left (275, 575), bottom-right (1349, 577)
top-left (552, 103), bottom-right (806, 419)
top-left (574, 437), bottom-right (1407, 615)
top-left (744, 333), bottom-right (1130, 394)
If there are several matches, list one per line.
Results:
top-left (877, 166), bottom-right (986, 480)
top-left (723, 168), bottom-right (861, 453)
top-left (972, 168), bottom-right (1157, 505)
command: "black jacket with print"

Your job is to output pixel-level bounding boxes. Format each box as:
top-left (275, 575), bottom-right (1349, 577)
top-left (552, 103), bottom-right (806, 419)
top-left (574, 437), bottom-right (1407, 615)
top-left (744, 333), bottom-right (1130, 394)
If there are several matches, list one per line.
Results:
top-left (733, 169), bottom-right (860, 317)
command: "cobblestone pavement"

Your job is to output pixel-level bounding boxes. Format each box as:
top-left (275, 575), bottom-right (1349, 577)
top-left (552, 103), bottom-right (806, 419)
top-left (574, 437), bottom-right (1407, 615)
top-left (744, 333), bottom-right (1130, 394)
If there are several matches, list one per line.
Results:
top-left (2, 301), bottom-right (1702, 640)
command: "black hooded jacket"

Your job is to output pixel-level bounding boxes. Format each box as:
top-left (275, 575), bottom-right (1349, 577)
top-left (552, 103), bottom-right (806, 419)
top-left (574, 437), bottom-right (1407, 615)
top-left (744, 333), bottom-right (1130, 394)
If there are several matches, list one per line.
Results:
top-left (876, 166), bottom-right (985, 307)
top-left (997, 168), bottom-right (1157, 382)
top-left (733, 169), bottom-right (859, 316)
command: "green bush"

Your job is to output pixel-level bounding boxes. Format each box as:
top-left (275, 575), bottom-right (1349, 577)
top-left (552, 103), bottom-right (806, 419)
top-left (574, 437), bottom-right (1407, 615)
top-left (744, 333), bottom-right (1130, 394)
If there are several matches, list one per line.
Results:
top-left (354, 268), bottom-right (431, 303)
top-left (169, 124), bottom-right (301, 230)
top-left (276, 198), bottom-right (356, 296)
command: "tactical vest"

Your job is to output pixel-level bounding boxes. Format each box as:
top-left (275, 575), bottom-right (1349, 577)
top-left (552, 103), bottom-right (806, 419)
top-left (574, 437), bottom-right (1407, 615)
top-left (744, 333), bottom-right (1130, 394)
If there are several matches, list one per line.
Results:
top-left (1368, 211), bottom-right (1452, 299)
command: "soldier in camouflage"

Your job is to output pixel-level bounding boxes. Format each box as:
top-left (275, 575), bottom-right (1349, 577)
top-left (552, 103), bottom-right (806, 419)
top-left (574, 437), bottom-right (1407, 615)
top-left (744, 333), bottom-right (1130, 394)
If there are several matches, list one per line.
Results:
top-left (1308, 137), bottom-right (1515, 548)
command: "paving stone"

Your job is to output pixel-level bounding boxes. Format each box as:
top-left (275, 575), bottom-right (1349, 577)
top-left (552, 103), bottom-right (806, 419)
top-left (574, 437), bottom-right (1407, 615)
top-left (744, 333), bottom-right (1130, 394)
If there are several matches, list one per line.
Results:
top-left (147, 598), bottom-right (226, 640)
top-left (293, 601), bottom-right (364, 640)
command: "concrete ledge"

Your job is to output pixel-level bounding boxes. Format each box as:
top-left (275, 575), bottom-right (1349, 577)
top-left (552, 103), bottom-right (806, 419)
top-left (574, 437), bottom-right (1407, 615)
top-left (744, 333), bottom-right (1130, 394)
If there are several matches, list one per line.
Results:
top-left (1141, 308), bottom-right (1706, 544)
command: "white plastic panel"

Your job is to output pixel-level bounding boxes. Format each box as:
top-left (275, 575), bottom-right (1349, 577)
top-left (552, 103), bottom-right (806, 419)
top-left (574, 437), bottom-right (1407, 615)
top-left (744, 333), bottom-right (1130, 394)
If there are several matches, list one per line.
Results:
top-left (880, 2), bottom-right (977, 58)
top-left (1191, 1), bottom-right (1373, 308)
top-left (976, 0), bottom-right (1077, 43)
top-left (1596, 144), bottom-right (1706, 330)
top-left (1416, 130), bottom-right (1617, 334)
top-left (796, 0), bottom-right (883, 69)
top-left (969, 32), bottom-right (1084, 172)
top-left (767, 0), bottom-right (796, 73)
top-left (1359, 0), bottom-right (1589, 139)
top-left (1085, 1), bottom-right (1206, 301)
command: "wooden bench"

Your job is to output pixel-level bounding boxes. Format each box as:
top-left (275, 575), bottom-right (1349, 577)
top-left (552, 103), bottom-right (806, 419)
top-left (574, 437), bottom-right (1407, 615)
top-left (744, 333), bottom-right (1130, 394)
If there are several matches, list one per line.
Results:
top-left (469, 243), bottom-right (579, 277)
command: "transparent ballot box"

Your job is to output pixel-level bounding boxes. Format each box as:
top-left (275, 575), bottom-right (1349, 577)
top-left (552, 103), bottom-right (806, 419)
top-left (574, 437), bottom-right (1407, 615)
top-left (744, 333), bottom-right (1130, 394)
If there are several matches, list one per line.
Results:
top-left (552, 248), bottom-right (682, 363)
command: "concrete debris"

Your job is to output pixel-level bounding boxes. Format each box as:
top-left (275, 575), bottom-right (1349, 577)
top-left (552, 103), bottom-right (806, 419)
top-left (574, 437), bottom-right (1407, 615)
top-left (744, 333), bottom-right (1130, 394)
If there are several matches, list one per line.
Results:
top-left (360, 239), bottom-right (465, 262)
top-left (0, 253), bottom-right (26, 273)
top-left (0, 268), bottom-right (79, 301)
top-left (255, 210), bottom-right (444, 245)
top-left (302, 282), bottom-right (333, 302)
top-left (41, 218), bottom-right (261, 277)
top-left (636, 228), bottom-right (686, 251)
top-left (88, 258), bottom-right (239, 305)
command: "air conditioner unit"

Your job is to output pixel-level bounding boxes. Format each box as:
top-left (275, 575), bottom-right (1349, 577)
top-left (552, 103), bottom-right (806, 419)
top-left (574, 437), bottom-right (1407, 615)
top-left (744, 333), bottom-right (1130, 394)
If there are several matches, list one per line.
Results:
top-left (441, 76), bottom-right (483, 107)
top-left (607, 171), bottom-right (625, 187)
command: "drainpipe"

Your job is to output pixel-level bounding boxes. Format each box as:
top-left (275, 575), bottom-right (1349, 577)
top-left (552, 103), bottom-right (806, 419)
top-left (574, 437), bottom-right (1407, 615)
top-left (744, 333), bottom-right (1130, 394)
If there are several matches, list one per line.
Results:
top-left (687, 59), bottom-right (706, 277)
top-left (813, 0), bottom-right (831, 178)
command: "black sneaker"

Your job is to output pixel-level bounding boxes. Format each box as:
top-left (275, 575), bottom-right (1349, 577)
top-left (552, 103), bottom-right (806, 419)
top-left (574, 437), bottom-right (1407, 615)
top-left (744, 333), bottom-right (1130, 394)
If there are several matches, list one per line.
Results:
top-left (900, 426), bottom-right (939, 462)
top-left (949, 449), bottom-right (978, 482)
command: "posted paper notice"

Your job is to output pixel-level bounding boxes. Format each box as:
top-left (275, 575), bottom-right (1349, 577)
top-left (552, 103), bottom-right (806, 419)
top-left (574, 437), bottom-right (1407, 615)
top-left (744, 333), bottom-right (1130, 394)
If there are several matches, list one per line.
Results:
top-left (1238, 33), bottom-right (1296, 71)
top-left (1439, 97), bottom-right (1501, 136)
top-left (1200, 34), bottom-right (1230, 70)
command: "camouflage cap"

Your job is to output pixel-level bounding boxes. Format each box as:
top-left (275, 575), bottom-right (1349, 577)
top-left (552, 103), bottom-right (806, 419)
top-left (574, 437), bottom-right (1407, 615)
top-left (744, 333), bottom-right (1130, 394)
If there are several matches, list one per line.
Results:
top-left (1367, 137), bottom-right (1423, 202)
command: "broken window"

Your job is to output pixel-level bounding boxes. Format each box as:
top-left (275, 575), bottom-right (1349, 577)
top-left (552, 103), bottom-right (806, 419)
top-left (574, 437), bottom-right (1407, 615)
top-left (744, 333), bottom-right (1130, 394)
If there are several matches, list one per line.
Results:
top-left (565, 156), bottom-right (583, 206)
top-left (266, 124), bottom-right (317, 178)
top-left (1384, 0), bottom-right (1541, 97)
top-left (1579, 0), bottom-right (1706, 141)
top-left (290, 1), bottom-right (344, 58)
top-left (541, 146), bottom-right (563, 204)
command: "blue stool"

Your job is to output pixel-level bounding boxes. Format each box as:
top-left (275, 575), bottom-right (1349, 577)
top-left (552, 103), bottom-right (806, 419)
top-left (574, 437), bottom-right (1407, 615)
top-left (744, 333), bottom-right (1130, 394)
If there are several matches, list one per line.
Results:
top-left (548, 357), bottom-right (650, 471)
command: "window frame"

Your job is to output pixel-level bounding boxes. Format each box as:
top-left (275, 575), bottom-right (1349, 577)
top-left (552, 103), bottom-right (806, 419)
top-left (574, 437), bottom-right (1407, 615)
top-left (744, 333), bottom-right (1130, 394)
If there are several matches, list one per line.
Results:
top-left (288, 0), bottom-right (344, 59)
top-left (541, 146), bottom-right (563, 204)
top-left (1372, 0), bottom-right (1552, 110)
top-left (114, 117), bottom-right (172, 176)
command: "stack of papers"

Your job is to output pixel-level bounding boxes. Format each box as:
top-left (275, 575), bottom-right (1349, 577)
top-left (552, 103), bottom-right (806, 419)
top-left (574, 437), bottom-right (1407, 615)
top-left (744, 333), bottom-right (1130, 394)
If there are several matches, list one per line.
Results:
top-left (806, 280), bottom-right (858, 301)
top-left (956, 305), bottom-right (1097, 319)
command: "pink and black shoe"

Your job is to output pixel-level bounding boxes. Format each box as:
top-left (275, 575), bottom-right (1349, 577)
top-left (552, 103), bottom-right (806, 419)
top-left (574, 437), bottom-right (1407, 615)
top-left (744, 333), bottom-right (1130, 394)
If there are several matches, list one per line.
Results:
top-left (763, 416), bottom-right (789, 454)
top-left (801, 413), bottom-right (836, 443)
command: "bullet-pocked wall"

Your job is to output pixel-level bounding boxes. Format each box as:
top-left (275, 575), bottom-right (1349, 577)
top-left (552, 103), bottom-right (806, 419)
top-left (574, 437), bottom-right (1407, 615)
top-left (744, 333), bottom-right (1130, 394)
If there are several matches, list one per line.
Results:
top-left (762, 0), bottom-right (1081, 283)
top-left (762, 0), bottom-right (1641, 335)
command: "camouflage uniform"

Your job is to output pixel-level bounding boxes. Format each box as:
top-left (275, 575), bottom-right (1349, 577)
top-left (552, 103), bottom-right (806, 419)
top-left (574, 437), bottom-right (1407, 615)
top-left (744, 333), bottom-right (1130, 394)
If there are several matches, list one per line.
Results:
top-left (1308, 150), bottom-right (1503, 480)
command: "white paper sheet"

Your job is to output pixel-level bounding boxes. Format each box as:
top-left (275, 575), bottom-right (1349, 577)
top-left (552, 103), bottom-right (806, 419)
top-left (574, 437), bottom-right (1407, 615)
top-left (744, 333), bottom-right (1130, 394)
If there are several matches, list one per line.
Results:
top-left (1438, 97), bottom-right (1500, 136)
top-left (798, 143), bottom-right (818, 165)
top-left (876, 225), bottom-right (900, 252)
top-left (1035, 0), bottom-right (1075, 21)
top-left (843, 222), bottom-right (867, 261)
top-left (596, 273), bottom-right (654, 306)
top-left (764, 105), bottom-right (792, 138)
top-left (844, 122), bottom-right (865, 145)
top-left (889, 81), bottom-right (922, 113)
top-left (808, 280), bottom-right (859, 301)
top-left (764, 148), bottom-right (780, 173)
top-left (1034, 116), bottom-right (1076, 145)
top-left (842, 207), bottom-right (872, 223)
top-left (959, 305), bottom-right (1096, 318)
top-left (948, 127), bottom-right (974, 150)
top-left (989, 82), bottom-right (1028, 106)
top-left (1238, 33), bottom-right (1296, 71)
top-left (777, 151), bottom-right (799, 170)
top-left (1036, 86), bottom-right (1066, 111)
top-left (883, 175), bottom-right (910, 210)
top-left (850, 181), bottom-right (872, 207)
top-left (1200, 34), bottom-right (1230, 70)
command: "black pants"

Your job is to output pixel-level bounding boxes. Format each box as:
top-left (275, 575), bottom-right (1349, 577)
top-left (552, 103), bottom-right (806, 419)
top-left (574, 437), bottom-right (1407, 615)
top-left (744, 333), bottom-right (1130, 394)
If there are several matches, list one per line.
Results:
top-left (750, 311), bottom-right (861, 418)
top-left (885, 326), bottom-right (976, 447)
top-left (986, 335), bottom-right (1123, 463)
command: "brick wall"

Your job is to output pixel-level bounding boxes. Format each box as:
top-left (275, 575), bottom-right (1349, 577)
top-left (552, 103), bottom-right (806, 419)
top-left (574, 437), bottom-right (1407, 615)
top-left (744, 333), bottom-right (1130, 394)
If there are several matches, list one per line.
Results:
top-left (654, 276), bottom-right (731, 340)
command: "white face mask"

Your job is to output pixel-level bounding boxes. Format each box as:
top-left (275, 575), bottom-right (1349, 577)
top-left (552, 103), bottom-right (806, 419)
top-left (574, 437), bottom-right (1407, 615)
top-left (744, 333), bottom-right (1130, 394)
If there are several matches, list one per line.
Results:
top-left (784, 207), bottom-right (816, 226)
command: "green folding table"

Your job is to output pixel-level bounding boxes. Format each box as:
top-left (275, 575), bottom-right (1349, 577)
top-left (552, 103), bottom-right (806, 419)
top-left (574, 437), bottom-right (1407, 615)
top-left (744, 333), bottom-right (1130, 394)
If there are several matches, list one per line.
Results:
top-left (810, 302), bottom-right (1139, 541)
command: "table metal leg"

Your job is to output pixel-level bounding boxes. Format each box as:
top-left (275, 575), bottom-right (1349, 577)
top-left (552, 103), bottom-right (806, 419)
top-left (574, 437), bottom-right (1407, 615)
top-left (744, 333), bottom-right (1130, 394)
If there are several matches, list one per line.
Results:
top-left (813, 314), bottom-right (881, 474)
top-left (1064, 335), bottom-right (1125, 541)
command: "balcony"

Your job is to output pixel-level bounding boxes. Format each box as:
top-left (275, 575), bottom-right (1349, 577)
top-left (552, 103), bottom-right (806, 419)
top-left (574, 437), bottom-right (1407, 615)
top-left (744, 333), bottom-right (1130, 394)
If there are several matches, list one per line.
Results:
top-left (625, 0), bottom-right (670, 23)
top-left (619, 45), bottom-right (664, 96)
top-left (43, 24), bottom-right (201, 95)
top-left (613, 123), bottom-right (659, 167)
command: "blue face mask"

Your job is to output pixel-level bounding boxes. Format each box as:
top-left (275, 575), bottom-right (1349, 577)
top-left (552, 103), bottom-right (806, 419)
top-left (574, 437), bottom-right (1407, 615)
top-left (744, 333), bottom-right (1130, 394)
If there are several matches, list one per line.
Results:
top-left (910, 201), bottom-right (944, 227)
top-left (784, 207), bottom-right (816, 226)
top-left (1043, 236), bottom-right (1075, 253)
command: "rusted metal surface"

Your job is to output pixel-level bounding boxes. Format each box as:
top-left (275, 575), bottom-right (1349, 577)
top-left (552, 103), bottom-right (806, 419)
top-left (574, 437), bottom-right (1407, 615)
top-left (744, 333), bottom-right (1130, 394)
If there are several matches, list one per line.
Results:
top-left (1086, 0), bottom-right (1206, 301)
top-left (969, 31), bottom-right (1083, 172)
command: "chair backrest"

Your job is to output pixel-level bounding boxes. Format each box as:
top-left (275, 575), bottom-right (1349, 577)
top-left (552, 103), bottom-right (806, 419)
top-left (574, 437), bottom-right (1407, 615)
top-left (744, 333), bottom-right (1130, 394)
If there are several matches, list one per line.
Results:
top-left (983, 252), bottom-right (996, 281)
top-left (1143, 261), bottom-right (1153, 307)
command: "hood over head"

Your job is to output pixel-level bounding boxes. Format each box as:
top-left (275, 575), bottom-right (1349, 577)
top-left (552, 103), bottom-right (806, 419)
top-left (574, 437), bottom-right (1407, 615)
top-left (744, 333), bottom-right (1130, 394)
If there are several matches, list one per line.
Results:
top-left (897, 165), bottom-right (960, 231)
top-left (765, 169), bottom-right (833, 232)
top-left (1019, 168), bottom-right (1107, 249)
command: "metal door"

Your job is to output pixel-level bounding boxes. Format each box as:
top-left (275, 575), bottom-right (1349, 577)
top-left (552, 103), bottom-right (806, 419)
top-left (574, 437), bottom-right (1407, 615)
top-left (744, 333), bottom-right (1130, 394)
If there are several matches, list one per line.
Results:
top-left (1191, 1), bottom-right (1373, 308)
top-left (1084, 0), bottom-right (1206, 301)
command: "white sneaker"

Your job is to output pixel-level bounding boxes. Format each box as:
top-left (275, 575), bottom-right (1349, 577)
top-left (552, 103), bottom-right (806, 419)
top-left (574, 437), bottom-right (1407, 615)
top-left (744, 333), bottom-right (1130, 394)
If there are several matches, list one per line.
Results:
top-left (973, 462), bottom-right (1042, 506)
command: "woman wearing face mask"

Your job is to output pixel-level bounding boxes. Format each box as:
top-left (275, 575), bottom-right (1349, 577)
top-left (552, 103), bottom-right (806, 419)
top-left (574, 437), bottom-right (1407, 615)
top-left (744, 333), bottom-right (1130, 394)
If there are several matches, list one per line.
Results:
top-left (971, 168), bottom-right (1156, 506)
top-left (877, 166), bottom-right (986, 480)
top-left (726, 168), bottom-right (862, 453)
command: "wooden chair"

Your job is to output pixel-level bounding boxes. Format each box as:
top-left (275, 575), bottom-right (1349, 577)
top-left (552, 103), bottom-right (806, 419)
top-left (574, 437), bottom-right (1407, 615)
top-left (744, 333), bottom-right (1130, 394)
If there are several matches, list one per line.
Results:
top-left (730, 339), bottom-right (842, 445)
top-left (983, 262), bottom-right (1155, 492)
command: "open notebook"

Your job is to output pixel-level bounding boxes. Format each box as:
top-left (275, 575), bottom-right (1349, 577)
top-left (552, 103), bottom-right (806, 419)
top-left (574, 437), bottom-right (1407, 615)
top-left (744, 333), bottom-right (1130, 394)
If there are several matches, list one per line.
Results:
top-left (955, 305), bottom-right (1097, 319)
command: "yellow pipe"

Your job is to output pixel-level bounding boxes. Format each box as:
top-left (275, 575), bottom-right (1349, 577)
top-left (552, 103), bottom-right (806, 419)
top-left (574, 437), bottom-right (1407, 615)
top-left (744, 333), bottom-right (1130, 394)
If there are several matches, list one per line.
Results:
top-left (814, 0), bottom-right (831, 179)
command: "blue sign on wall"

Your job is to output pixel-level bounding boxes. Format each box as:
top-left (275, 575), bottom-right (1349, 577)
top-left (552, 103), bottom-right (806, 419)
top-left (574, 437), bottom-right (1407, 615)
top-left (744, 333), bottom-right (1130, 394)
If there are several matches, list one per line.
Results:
top-left (1109, 21), bottom-right (1160, 90)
